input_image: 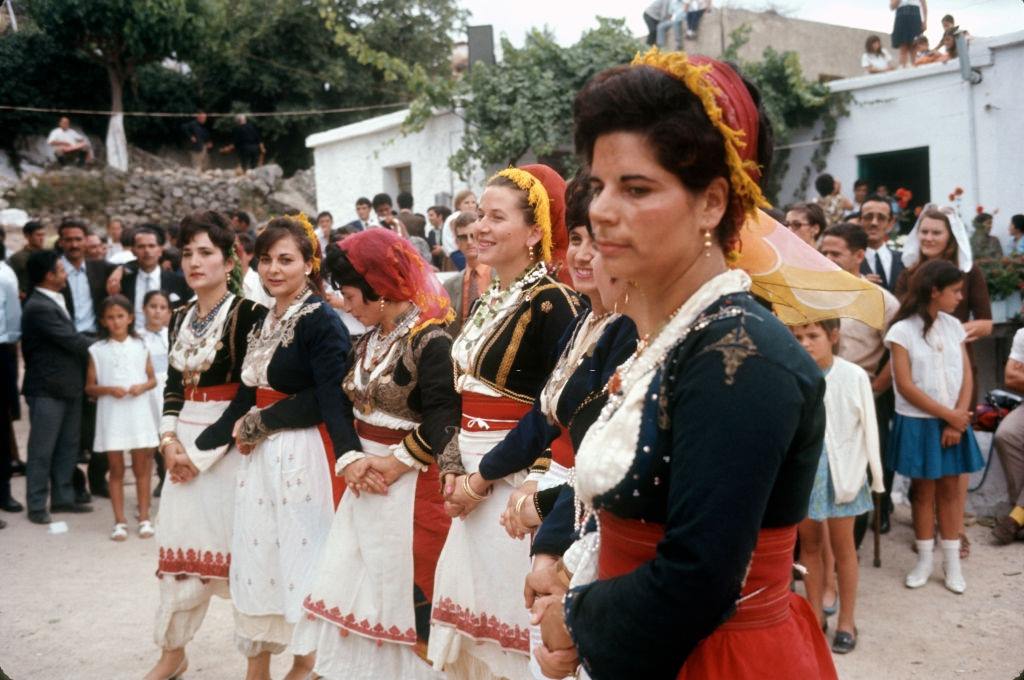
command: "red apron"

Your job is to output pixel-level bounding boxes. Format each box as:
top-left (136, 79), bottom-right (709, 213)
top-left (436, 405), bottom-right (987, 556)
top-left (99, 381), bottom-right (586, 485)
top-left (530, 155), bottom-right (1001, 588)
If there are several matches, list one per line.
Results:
top-left (597, 513), bottom-right (838, 680)
top-left (256, 387), bottom-right (344, 508)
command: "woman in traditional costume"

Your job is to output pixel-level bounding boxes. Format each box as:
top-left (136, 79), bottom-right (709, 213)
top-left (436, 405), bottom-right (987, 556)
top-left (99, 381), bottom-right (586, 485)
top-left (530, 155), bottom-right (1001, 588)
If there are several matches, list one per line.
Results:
top-left (206, 215), bottom-right (358, 680)
top-left (530, 50), bottom-right (850, 680)
top-left (427, 164), bottom-right (582, 680)
top-left (145, 211), bottom-right (266, 680)
top-left (292, 229), bottom-right (459, 679)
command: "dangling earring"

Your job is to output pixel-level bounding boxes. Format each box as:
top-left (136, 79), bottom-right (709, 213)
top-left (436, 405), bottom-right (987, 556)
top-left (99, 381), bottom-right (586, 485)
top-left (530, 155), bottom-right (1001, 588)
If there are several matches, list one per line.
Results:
top-left (703, 229), bottom-right (713, 257)
top-left (379, 298), bottom-right (387, 312)
top-left (527, 243), bottom-right (536, 260)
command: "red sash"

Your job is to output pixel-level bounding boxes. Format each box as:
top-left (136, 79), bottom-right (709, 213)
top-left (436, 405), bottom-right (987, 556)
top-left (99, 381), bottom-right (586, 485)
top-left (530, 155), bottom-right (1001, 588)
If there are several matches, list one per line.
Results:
top-left (597, 513), bottom-right (837, 679)
top-left (184, 383), bottom-right (240, 402)
top-left (550, 427), bottom-right (574, 468)
top-left (460, 392), bottom-right (531, 432)
top-left (256, 387), bottom-right (344, 508)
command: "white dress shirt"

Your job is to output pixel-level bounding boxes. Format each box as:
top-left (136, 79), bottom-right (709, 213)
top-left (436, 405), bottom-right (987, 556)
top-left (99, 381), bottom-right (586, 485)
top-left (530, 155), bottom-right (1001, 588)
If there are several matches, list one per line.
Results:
top-left (61, 255), bottom-right (97, 334)
top-left (865, 245), bottom-right (895, 284)
top-left (0, 262), bottom-right (22, 343)
top-left (134, 267), bottom-right (162, 330)
top-left (36, 286), bottom-right (70, 318)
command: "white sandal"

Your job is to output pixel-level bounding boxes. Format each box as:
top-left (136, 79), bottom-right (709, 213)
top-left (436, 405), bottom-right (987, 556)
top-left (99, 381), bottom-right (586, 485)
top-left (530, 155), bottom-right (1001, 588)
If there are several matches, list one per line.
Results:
top-left (138, 520), bottom-right (155, 538)
top-left (110, 523), bottom-right (128, 541)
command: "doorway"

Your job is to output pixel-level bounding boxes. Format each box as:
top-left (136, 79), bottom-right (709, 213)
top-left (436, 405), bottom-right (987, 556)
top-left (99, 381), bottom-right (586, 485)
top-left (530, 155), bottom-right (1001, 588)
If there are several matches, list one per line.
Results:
top-left (857, 146), bottom-right (930, 234)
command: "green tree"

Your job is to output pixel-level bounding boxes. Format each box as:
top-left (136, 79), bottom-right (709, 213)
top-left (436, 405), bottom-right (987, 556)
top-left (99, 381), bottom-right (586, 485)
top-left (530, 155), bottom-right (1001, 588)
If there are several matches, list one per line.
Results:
top-left (27, 0), bottom-right (205, 169)
top-left (437, 18), bottom-right (641, 177)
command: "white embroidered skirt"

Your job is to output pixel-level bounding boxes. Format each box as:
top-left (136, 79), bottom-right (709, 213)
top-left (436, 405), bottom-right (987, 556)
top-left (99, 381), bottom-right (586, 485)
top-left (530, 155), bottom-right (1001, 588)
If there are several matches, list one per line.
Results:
top-left (230, 425), bottom-right (334, 623)
top-left (156, 399), bottom-right (240, 579)
top-left (428, 428), bottom-right (532, 680)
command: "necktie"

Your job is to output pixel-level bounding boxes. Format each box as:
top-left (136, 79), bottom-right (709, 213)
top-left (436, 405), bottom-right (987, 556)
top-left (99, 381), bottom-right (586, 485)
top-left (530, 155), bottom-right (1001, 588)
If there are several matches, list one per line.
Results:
top-left (146, 272), bottom-right (155, 292)
top-left (874, 251), bottom-right (888, 289)
top-left (466, 269), bottom-right (480, 320)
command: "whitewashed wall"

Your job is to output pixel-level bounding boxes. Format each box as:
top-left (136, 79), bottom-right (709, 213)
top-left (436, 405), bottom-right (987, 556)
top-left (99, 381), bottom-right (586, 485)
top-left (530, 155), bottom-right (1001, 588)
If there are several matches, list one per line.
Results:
top-left (306, 110), bottom-right (486, 223)
top-left (778, 31), bottom-right (1024, 242)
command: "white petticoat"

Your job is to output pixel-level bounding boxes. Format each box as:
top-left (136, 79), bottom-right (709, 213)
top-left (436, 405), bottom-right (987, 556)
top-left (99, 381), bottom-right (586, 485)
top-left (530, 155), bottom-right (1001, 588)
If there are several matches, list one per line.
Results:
top-left (428, 427), bottom-right (532, 680)
top-left (230, 424), bottom-right (334, 623)
top-left (293, 436), bottom-right (442, 679)
top-left (156, 398), bottom-right (239, 579)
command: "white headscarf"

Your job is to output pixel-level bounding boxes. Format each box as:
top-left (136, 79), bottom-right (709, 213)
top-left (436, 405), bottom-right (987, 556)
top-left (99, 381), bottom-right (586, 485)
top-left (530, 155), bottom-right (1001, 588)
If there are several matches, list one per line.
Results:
top-left (900, 203), bottom-right (973, 273)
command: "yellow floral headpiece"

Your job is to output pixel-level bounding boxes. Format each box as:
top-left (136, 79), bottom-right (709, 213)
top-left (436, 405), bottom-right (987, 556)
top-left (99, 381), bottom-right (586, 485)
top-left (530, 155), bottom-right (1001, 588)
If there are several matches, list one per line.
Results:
top-left (631, 48), bottom-right (770, 220)
top-left (291, 212), bottom-right (322, 275)
top-left (493, 167), bottom-right (554, 263)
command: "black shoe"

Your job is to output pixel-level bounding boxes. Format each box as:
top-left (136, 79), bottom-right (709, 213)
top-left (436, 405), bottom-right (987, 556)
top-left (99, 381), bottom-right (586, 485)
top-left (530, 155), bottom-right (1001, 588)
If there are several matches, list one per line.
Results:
top-left (831, 629), bottom-right (857, 654)
top-left (879, 512), bottom-right (891, 535)
top-left (75, 490), bottom-right (93, 504)
top-left (10, 460), bottom-right (26, 476)
top-left (50, 503), bottom-right (94, 514)
top-left (1, 498), bottom-right (24, 513)
top-left (28, 511), bottom-right (52, 524)
top-left (90, 486), bottom-right (110, 499)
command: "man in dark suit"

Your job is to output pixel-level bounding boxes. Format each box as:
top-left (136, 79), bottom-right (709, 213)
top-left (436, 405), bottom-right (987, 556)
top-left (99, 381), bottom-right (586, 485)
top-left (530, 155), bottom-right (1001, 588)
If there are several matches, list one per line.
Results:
top-left (858, 194), bottom-right (906, 294)
top-left (343, 197), bottom-right (374, 232)
top-left (443, 213), bottom-right (494, 337)
top-left (21, 251), bottom-right (95, 524)
top-left (118, 225), bottom-right (191, 330)
top-left (56, 218), bottom-right (116, 500)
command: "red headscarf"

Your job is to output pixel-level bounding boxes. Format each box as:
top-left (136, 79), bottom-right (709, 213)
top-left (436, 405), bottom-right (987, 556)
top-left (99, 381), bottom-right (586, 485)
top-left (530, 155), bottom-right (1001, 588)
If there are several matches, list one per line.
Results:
top-left (688, 56), bottom-right (761, 183)
top-left (341, 229), bottom-right (452, 330)
top-left (521, 163), bottom-right (571, 285)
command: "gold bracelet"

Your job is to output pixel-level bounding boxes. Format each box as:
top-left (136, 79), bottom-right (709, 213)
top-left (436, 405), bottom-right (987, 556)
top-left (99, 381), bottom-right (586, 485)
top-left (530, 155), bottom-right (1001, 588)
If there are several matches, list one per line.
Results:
top-left (463, 473), bottom-right (486, 501)
top-left (514, 492), bottom-right (529, 516)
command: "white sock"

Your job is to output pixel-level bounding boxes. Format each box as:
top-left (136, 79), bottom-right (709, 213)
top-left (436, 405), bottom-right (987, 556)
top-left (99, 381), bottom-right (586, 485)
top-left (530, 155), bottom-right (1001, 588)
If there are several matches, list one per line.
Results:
top-left (941, 539), bottom-right (966, 593)
top-left (905, 539), bottom-right (934, 588)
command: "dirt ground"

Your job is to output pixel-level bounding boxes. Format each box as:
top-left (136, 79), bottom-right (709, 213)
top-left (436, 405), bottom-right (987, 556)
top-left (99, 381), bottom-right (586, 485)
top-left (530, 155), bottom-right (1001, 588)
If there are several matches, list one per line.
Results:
top-left (2, 419), bottom-right (1023, 679)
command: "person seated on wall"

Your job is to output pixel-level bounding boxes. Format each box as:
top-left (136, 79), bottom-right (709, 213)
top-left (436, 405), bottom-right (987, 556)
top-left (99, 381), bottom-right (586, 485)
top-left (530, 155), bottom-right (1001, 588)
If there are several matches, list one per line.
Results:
top-left (47, 116), bottom-right (93, 166)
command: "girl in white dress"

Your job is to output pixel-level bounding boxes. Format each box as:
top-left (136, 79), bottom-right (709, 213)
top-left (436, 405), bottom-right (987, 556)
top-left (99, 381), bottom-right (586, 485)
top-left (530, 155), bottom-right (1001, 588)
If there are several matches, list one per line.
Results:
top-left (85, 294), bottom-right (159, 541)
top-left (141, 290), bottom-right (171, 435)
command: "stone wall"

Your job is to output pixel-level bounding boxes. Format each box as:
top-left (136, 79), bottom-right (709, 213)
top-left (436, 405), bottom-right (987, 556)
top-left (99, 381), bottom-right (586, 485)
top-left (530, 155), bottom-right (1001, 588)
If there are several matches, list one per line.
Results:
top-left (0, 163), bottom-right (316, 233)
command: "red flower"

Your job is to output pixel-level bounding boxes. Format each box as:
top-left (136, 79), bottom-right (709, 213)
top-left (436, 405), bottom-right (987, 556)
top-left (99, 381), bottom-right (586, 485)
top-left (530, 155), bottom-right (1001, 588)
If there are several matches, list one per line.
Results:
top-left (948, 193), bottom-right (956, 202)
top-left (977, 205), bottom-right (985, 214)
top-left (895, 188), bottom-right (913, 210)
top-left (955, 187), bottom-right (964, 196)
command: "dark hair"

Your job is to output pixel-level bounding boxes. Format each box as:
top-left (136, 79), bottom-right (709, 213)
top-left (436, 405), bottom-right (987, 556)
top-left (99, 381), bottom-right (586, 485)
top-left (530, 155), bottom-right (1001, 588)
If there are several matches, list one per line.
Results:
top-left (324, 243), bottom-right (379, 302)
top-left (428, 205), bottom-right (452, 222)
top-left (355, 197), bottom-right (371, 208)
top-left (372, 193), bottom-right (393, 210)
top-left (143, 289), bottom-right (172, 308)
top-left (254, 216), bottom-right (324, 295)
top-left (823, 222), bottom-right (868, 252)
top-left (814, 173), bottom-right (835, 198)
top-left (452, 211), bottom-right (478, 231)
top-left (860, 193), bottom-right (893, 217)
top-left (317, 211), bottom-right (333, 222)
top-left (58, 218), bottom-right (90, 239)
top-left (973, 212), bottom-right (993, 228)
top-left (917, 208), bottom-right (958, 264)
top-left (565, 170), bottom-right (592, 231)
top-left (179, 210), bottom-right (236, 261)
top-left (942, 14), bottom-right (955, 24)
top-left (162, 245), bottom-right (182, 272)
top-left (237, 231), bottom-right (256, 255)
top-left (943, 30), bottom-right (959, 58)
top-left (396, 191), bottom-right (414, 210)
top-left (120, 227), bottom-right (135, 248)
top-left (1011, 214), bottom-right (1024, 232)
top-left (26, 250), bottom-right (60, 287)
top-left (573, 62), bottom-right (774, 249)
top-left (486, 175), bottom-right (536, 227)
top-left (23, 220), bottom-right (44, 237)
top-left (231, 210), bottom-right (251, 226)
top-left (786, 202), bottom-right (827, 239)
top-left (133, 224), bottom-right (166, 247)
top-left (865, 35), bottom-right (881, 53)
top-left (332, 227), bottom-right (356, 242)
top-left (813, 317), bottom-right (841, 335)
top-left (853, 179), bottom-right (869, 190)
top-left (892, 259), bottom-right (963, 338)
top-left (98, 294), bottom-right (138, 339)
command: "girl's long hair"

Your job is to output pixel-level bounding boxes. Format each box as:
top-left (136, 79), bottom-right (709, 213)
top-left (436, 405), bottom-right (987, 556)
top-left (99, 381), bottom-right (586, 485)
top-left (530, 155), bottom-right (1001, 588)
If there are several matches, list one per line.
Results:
top-left (98, 294), bottom-right (139, 340)
top-left (891, 259), bottom-right (963, 338)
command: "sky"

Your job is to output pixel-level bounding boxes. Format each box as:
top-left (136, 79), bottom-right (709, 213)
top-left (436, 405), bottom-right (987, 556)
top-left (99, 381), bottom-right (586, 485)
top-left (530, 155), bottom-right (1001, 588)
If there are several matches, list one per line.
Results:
top-left (459, 0), bottom-right (1024, 49)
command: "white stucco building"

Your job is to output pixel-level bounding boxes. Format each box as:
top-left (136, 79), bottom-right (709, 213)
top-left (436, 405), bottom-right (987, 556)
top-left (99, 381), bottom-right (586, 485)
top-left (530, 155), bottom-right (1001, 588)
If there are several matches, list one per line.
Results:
top-left (306, 109), bottom-right (484, 223)
top-left (779, 30), bottom-right (1024, 240)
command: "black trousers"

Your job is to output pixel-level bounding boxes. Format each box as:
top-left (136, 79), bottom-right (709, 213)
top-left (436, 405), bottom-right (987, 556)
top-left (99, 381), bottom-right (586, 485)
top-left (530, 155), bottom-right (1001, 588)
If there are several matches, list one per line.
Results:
top-left (643, 12), bottom-right (660, 46)
top-left (0, 344), bottom-right (14, 504)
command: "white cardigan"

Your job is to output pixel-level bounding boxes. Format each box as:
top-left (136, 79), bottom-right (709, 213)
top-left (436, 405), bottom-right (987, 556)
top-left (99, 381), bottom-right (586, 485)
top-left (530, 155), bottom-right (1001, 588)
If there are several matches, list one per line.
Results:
top-left (824, 357), bottom-right (886, 504)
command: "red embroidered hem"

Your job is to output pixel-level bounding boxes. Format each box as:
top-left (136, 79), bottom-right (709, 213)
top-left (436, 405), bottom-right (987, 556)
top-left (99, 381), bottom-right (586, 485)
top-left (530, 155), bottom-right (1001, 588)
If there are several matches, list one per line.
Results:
top-left (303, 596), bottom-right (418, 645)
top-left (157, 547), bottom-right (230, 579)
top-left (430, 597), bottom-right (530, 653)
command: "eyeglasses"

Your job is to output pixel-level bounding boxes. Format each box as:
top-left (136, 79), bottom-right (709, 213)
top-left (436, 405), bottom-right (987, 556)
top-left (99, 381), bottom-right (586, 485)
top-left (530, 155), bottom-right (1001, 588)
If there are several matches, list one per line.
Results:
top-left (860, 212), bottom-right (891, 224)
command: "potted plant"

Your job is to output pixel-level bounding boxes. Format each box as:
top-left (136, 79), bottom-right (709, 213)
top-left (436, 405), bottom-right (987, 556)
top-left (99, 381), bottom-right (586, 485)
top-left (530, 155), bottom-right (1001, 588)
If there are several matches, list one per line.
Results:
top-left (977, 256), bottom-right (1024, 322)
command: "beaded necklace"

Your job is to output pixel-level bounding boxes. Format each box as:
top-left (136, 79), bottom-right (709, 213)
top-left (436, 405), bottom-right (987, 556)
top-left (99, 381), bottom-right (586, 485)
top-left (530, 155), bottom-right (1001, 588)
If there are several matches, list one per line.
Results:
top-left (189, 291), bottom-right (231, 338)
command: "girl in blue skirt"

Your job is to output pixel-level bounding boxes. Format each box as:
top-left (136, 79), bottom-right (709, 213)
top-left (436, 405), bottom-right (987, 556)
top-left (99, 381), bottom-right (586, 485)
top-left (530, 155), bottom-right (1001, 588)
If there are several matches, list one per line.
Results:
top-left (885, 259), bottom-right (982, 594)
